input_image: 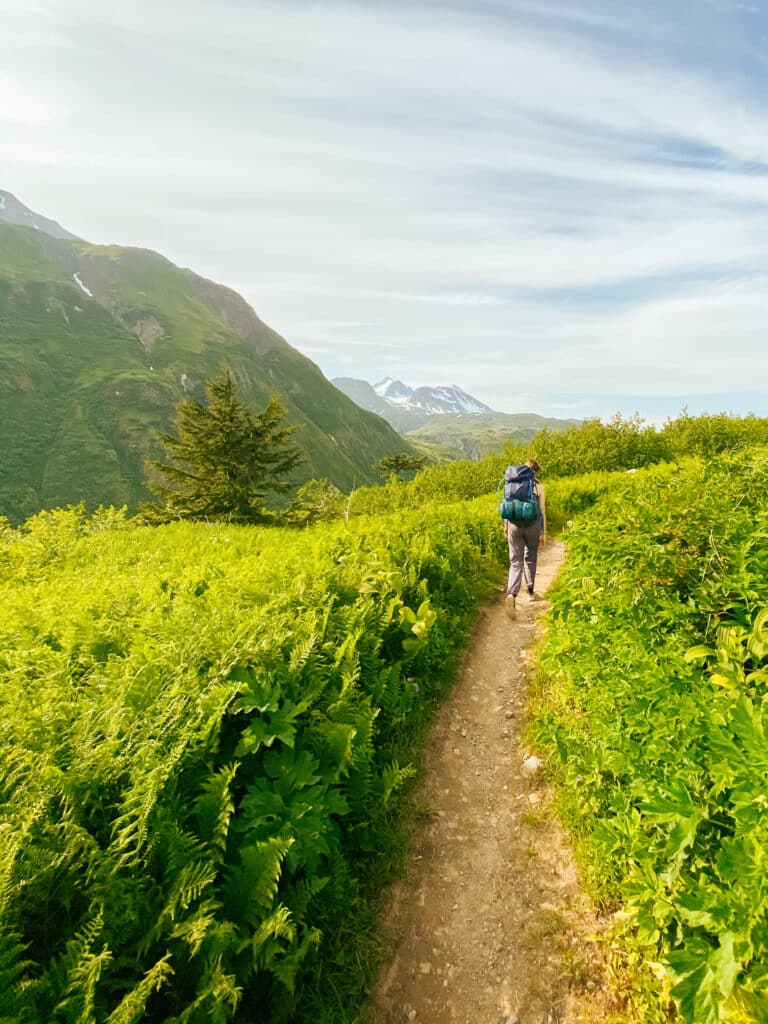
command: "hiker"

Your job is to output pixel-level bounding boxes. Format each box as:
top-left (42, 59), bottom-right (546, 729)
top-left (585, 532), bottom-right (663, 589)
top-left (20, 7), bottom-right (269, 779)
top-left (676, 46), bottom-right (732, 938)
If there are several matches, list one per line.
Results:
top-left (504, 459), bottom-right (546, 618)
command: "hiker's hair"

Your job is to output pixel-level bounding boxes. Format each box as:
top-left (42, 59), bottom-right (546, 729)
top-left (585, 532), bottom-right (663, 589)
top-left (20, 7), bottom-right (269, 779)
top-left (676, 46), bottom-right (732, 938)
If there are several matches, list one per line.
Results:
top-left (526, 458), bottom-right (540, 474)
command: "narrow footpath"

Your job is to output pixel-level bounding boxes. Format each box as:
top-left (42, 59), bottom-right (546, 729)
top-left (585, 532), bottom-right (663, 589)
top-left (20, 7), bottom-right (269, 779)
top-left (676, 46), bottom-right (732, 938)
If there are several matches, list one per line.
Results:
top-left (366, 540), bottom-right (610, 1024)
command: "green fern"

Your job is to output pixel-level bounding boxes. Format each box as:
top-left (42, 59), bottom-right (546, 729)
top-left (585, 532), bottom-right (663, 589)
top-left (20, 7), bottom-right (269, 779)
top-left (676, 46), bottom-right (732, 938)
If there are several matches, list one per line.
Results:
top-left (156, 859), bottom-right (218, 930)
top-left (165, 956), bottom-right (241, 1024)
top-left (0, 926), bottom-right (29, 1019)
top-left (169, 899), bottom-right (221, 958)
top-left (224, 836), bottom-right (294, 926)
top-left (54, 910), bottom-right (112, 1024)
top-left (267, 924), bottom-right (321, 996)
top-left (377, 760), bottom-right (417, 809)
top-left (0, 483), bottom-right (509, 1021)
top-left (104, 955), bottom-right (174, 1024)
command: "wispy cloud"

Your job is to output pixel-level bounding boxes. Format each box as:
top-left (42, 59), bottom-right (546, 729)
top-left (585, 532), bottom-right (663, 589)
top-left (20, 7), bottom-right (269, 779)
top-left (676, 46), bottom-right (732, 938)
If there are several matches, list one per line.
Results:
top-left (2, 0), bottom-right (768, 417)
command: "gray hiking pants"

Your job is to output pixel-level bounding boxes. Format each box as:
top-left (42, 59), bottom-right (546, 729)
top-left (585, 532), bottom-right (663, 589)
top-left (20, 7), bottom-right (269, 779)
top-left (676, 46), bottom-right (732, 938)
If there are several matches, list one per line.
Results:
top-left (506, 521), bottom-right (541, 597)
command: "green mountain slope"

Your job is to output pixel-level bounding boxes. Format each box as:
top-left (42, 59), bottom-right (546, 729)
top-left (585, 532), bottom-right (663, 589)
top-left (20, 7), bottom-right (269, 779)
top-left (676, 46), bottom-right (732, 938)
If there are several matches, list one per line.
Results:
top-left (0, 216), bottom-right (410, 523)
top-left (404, 412), bottom-right (583, 460)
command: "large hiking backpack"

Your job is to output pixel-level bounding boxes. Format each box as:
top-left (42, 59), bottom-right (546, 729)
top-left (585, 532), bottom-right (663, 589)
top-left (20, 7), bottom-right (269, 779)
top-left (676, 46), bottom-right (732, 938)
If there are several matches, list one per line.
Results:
top-left (498, 464), bottom-right (539, 523)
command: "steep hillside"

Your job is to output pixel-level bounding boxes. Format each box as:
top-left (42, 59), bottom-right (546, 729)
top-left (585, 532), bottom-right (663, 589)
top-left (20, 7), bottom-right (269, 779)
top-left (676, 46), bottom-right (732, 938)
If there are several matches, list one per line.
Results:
top-left (0, 209), bottom-right (410, 523)
top-left (0, 189), bottom-right (77, 241)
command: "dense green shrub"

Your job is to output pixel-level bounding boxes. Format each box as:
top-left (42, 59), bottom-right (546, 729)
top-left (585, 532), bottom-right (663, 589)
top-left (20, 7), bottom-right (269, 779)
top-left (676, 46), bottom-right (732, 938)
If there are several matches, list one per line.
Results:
top-left (349, 413), bottom-right (768, 518)
top-left (0, 500), bottom-right (503, 1023)
top-left (532, 450), bottom-right (768, 1023)
top-left (6, 411), bottom-right (768, 1023)
top-left (348, 451), bottom-right (508, 515)
top-left (662, 411), bottom-right (768, 460)
top-left (517, 413), bottom-right (667, 478)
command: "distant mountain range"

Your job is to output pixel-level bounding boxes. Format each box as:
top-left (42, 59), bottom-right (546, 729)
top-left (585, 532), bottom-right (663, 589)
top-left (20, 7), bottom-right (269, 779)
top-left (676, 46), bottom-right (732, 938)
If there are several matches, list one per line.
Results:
top-left (373, 377), bottom-right (493, 415)
top-left (332, 376), bottom-right (495, 431)
top-left (0, 190), bottom-right (411, 523)
top-left (331, 377), bottom-right (580, 456)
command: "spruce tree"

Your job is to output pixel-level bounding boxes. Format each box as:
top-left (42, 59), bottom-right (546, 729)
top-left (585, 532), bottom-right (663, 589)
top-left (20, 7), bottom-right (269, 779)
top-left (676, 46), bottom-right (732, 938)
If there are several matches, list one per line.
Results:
top-left (375, 453), bottom-right (427, 480)
top-left (147, 371), bottom-right (304, 523)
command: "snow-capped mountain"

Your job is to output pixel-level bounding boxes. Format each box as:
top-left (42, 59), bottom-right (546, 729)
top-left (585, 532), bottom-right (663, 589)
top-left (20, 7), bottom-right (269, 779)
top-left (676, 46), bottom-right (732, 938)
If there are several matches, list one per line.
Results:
top-left (0, 190), bottom-right (78, 240)
top-left (333, 376), bottom-right (581, 454)
top-left (372, 378), bottom-right (494, 415)
top-left (331, 377), bottom-right (496, 431)
top-left (373, 377), bottom-right (413, 404)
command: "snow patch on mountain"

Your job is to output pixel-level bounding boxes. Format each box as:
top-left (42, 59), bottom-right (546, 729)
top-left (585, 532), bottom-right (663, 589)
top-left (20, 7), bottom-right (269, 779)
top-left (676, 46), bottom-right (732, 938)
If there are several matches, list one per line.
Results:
top-left (372, 378), bottom-right (494, 416)
top-left (72, 273), bottom-right (93, 297)
top-left (374, 377), bottom-right (412, 402)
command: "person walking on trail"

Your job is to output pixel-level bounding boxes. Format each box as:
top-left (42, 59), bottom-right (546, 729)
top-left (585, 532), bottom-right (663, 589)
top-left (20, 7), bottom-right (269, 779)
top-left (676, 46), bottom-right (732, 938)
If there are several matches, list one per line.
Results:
top-left (504, 459), bottom-right (546, 619)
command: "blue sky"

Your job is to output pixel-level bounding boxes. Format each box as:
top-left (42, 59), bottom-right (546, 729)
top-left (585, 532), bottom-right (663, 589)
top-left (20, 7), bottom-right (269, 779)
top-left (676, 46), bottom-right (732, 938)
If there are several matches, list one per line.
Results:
top-left (2, 0), bottom-right (768, 419)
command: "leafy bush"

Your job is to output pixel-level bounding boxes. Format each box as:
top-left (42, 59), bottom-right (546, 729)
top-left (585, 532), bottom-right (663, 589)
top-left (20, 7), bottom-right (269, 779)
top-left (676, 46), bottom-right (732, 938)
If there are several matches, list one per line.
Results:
top-left (531, 450), bottom-right (768, 1023)
top-left (515, 413), bottom-right (667, 478)
top-left (349, 451), bottom-right (508, 515)
top-left (662, 411), bottom-right (768, 460)
top-left (349, 413), bottom-right (768, 518)
top-left (0, 499), bottom-right (503, 1023)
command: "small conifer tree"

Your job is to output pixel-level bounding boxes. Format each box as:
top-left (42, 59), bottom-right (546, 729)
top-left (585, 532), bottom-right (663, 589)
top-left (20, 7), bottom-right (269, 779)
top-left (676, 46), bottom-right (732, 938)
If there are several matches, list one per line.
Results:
top-left (375, 453), bottom-right (427, 480)
top-left (147, 371), bottom-right (304, 523)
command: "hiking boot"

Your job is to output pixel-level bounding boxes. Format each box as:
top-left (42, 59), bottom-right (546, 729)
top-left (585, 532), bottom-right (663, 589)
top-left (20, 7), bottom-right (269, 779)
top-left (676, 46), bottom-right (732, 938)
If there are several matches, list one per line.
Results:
top-left (528, 589), bottom-right (541, 602)
top-left (505, 594), bottom-right (516, 619)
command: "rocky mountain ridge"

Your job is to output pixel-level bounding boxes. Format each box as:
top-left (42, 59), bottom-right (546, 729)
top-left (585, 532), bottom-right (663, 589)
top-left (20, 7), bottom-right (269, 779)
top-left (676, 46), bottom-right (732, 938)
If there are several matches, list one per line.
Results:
top-left (373, 377), bottom-right (494, 415)
top-left (332, 376), bottom-right (496, 431)
top-left (0, 189), bottom-right (78, 241)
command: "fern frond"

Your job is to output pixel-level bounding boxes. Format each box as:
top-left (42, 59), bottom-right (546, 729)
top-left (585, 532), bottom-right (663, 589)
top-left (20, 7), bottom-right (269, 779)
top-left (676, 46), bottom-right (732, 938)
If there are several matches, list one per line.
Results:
top-left (251, 904), bottom-right (295, 964)
top-left (110, 738), bottom-right (187, 868)
top-left (0, 926), bottom-right (30, 1019)
top-left (288, 632), bottom-right (317, 675)
top-left (288, 874), bottom-right (330, 918)
top-left (167, 957), bottom-right (241, 1024)
top-left (377, 760), bottom-right (417, 808)
top-left (157, 859), bottom-right (218, 932)
top-left (193, 762), bottom-right (238, 864)
top-left (268, 925), bottom-right (321, 995)
top-left (224, 836), bottom-right (293, 926)
top-left (105, 954), bottom-right (174, 1024)
top-left (109, 766), bottom-right (166, 869)
top-left (54, 909), bottom-right (112, 1024)
top-left (309, 719), bottom-right (358, 782)
top-left (169, 898), bottom-right (221, 957)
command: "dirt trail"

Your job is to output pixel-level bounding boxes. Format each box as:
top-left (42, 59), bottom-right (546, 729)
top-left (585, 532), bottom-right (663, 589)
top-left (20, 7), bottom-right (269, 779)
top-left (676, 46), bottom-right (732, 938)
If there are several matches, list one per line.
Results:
top-left (366, 540), bottom-right (608, 1024)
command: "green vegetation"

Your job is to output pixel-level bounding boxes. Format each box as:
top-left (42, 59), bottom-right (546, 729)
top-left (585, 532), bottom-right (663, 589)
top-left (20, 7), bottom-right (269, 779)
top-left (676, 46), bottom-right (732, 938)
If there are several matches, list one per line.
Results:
top-left (374, 453), bottom-right (427, 480)
top-left (0, 221), bottom-right (411, 525)
top-left (532, 450), bottom-right (768, 1023)
top-left (286, 478), bottom-right (347, 526)
top-left (349, 411), bottom-right (768, 518)
top-left (406, 435), bottom-right (466, 464)
top-left (0, 498), bottom-right (503, 1023)
top-left (403, 411), bottom-right (581, 459)
top-left (148, 372), bottom-right (303, 523)
top-left (3, 410), bottom-right (768, 1023)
